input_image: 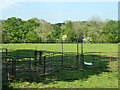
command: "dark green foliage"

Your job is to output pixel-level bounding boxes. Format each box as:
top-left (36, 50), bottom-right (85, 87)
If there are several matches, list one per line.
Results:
top-left (47, 24), bottom-right (62, 42)
top-left (2, 17), bottom-right (40, 43)
top-left (2, 17), bottom-right (119, 43)
top-left (103, 20), bottom-right (119, 43)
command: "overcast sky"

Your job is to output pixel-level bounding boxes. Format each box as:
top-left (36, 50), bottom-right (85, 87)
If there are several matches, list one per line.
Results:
top-left (0, 0), bottom-right (119, 24)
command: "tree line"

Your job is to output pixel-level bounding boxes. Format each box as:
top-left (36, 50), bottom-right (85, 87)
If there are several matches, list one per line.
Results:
top-left (1, 17), bottom-right (120, 43)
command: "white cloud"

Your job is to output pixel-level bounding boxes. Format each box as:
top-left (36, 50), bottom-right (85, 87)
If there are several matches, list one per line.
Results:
top-left (15, 0), bottom-right (119, 2)
top-left (0, 0), bottom-right (18, 10)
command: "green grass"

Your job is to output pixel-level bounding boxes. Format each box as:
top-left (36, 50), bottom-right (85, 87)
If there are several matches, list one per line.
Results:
top-left (2, 43), bottom-right (118, 56)
top-left (6, 60), bottom-right (118, 88)
top-left (2, 43), bottom-right (118, 88)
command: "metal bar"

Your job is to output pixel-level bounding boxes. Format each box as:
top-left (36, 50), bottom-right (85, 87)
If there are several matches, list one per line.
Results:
top-left (81, 31), bottom-right (83, 54)
top-left (77, 33), bottom-right (79, 55)
top-left (80, 53), bottom-right (84, 69)
top-left (76, 55), bottom-right (79, 69)
top-left (61, 40), bottom-right (63, 65)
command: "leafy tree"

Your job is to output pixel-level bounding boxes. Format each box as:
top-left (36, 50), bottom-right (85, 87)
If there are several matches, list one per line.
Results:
top-left (2, 17), bottom-right (39, 43)
top-left (25, 31), bottom-right (40, 42)
top-left (60, 21), bottom-right (76, 42)
top-left (103, 20), bottom-right (118, 43)
top-left (3, 17), bottom-right (23, 43)
top-left (22, 19), bottom-right (39, 42)
top-left (47, 23), bottom-right (64, 42)
top-left (34, 19), bottom-right (53, 42)
top-left (2, 17), bottom-right (119, 43)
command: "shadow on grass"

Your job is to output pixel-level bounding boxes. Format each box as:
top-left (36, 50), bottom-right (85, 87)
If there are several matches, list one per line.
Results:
top-left (2, 49), bottom-right (118, 87)
top-left (2, 81), bottom-right (16, 90)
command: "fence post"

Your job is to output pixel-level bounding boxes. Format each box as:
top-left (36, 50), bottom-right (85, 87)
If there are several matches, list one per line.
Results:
top-left (61, 52), bottom-right (63, 66)
top-left (29, 59), bottom-right (32, 79)
top-left (72, 56), bottom-right (75, 79)
top-left (39, 51), bottom-right (42, 65)
top-left (5, 49), bottom-right (7, 56)
top-left (80, 53), bottom-right (84, 70)
top-left (110, 56), bottom-right (111, 67)
top-left (5, 49), bottom-right (8, 62)
top-left (76, 55), bottom-right (79, 70)
top-left (6, 58), bottom-right (8, 82)
top-left (12, 58), bottom-right (16, 80)
top-left (43, 56), bottom-right (46, 77)
top-left (92, 55), bottom-right (94, 66)
top-left (34, 50), bottom-right (37, 65)
top-left (61, 40), bottom-right (63, 66)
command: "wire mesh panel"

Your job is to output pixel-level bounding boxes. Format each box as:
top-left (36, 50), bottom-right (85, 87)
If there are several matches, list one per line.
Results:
top-left (40, 51), bottom-right (62, 75)
top-left (62, 53), bottom-right (77, 69)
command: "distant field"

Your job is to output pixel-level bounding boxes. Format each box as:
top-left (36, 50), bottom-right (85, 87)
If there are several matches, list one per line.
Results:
top-left (2, 43), bottom-right (118, 56)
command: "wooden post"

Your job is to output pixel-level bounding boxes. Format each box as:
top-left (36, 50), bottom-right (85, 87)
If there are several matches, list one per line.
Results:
top-left (5, 49), bottom-right (8, 62)
top-left (34, 50), bottom-right (37, 65)
top-left (53, 52), bottom-right (54, 57)
top-left (43, 56), bottom-right (46, 77)
top-left (39, 51), bottom-right (42, 65)
top-left (110, 57), bottom-right (111, 67)
top-left (5, 49), bottom-right (7, 56)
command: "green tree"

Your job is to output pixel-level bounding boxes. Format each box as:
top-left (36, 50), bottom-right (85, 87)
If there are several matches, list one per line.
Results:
top-left (2, 17), bottom-right (40, 43)
top-left (104, 20), bottom-right (118, 43)
top-left (47, 23), bottom-right (64, 42)
top-left (3, 17), bottom-right (23, 43)
top-left (34, 19), bottom-right (53, 42)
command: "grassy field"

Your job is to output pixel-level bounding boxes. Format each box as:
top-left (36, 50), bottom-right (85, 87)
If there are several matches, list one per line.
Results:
top-left (2, 43), bottom-right (118, 56)
top-left (2, 43), bottom-right (118, 89)
top-left (4, 60), bottom-right (118, 88)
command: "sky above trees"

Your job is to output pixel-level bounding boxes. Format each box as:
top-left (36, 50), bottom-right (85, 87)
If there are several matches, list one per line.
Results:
top-left (1, 0), bottom-right (118, 24)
